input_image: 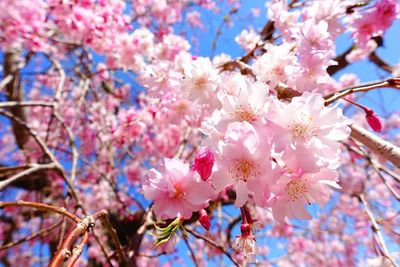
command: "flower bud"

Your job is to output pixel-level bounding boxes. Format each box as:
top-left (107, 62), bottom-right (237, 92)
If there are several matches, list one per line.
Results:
top-left (344, 98), bottom-right (383, 133)
top-left (365, 109), bottom-right (382, 132)
top-left (199, 209), bottom-right (210, 231)
top-left (192, 148), bottom-right (214, 181)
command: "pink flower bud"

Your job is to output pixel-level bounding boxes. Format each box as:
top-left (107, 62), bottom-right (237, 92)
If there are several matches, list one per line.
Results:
top-left (365, 109), bottom-right (382, 132)
top-left (199, 209), bottom-right (210, 231)
top-left (343, 98), bottom-right (383, 133)
top-left (192, 148), bottom-right (214, 181)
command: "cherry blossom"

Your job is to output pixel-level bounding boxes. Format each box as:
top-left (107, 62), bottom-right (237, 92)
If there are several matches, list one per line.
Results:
top-left (270, 168), bottom-right (340, 221)
top-left (212, 122), bottom-right (271, 207)
top-left (268, 92), bottom-right (350, 159)
top-left (143, 158), bottom-right (214, 219)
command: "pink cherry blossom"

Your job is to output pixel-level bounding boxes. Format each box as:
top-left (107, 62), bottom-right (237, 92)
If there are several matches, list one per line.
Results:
top-left (181, 57), bottom-right (220, 104)
top-left (143, 158), bottom-right (214, 219)
top-left (235, 28), bottom-right (260, 52)
top-left (252, 43), bottom-right (297, 89)
top-left (214, 76), bottom-right (269, 130)
top-left (349, 0), bottom-right (399, 47)
top-left (270, 168), bottom-right (340, 221)
top-left (212, 122), bottom-right (271, 207)
top-left (268, 92), bottom-right (350, 158)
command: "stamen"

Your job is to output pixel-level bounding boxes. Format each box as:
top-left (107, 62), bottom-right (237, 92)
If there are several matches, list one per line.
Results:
top-left (194, 77), bottom-right (207, 90)
top-left (290, 112), bottom-right (316, 139)
top-left (285, 178), bottom-right (310, 204)
top-left (233, 104), bottom-right (259, 122)
top-left (229, 159), bottom-right (261, 182)
top-left (172, 183), bottom-right (185, 199)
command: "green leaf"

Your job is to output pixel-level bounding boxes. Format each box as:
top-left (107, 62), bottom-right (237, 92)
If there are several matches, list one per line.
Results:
top-left (152, 217), bottom-right (185, 247)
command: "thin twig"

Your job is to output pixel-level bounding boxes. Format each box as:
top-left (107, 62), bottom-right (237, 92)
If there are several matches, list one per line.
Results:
top-left (91, 230), bottom-right (115, 267)
top-left (325, 78), bottom-right (400, 105)
top-left (373, 161), bottom-right (400, 184)
top-left (0, 201), bottom-right (80, 222)
top-left (370, 163), bottom-right (400, 201)
top-left (0, 101), bottom-right (54, 108)
top-left (93, 210), bottom-right (125, 265)
top-left (211, 7), bottom-right (238, 58)
top-left (182, 234), bottom-right (199, 267)
top-left (0, 219), bottom-right (62, 251)
top-left (185, 227), bottom-right (239, 267)
top-left (0, 163), bottom-right (56, 192)
top-left (358, 194), bottom-right (398, 267)
top-left (53, 111), bottom-right (78, 184)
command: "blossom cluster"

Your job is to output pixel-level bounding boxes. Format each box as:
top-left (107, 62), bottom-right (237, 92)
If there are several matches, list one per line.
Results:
top-left (144, 75), bottom-right (350, 221)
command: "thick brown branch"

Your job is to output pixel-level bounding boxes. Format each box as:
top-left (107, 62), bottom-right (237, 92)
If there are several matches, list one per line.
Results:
top-left (65, 232), bottom-right (89, 267)
top-left (49, 215), bottom-right (95, 267)
top-left (0, 163), bottom-right (50, 191)
top-left (0, 101), bottom-right (55, 108)
top-left (3, 50), bottom-right (29, 148)
top-left (369, 51), bottom-right (393, 73)
top-left (350, 124), bottom-right (400, 169)
top-left (327, 45), bottom-right (353, 76)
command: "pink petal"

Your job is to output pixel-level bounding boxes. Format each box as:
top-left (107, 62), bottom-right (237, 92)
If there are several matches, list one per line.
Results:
top-left (212, 168), bottom-right (233, 192)
top-left (234, 181), bottom-right (249, 207)
top-left (186, 181), bottom-right (214, 205)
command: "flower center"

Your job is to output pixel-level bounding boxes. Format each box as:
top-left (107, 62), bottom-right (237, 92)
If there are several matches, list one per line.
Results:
top-left (233, 104), bottom-right (259, 123)
top-left (172, 183), bottom-right (186, 200)
top-left (194, 77), bottom-right (207, 90)
top-left (229, 159), bottom-right (260, 182)
top-left (291, 112), bottom-right (315, 139)
top-left (176, 101), bottom-right (188, 113)
top-left (272, 66), bottom-right (283, 76)
top-left (285, 178), bottom-right (311, 204)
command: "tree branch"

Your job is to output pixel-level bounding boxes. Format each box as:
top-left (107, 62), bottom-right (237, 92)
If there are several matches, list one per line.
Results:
top-left (0, 163), bottom-right (57, 192)
top-left (324, 78), bottom-right (400, 105)
top-left (185, 227), bottom-right (239, 267)
top-left (358, 194), bottom-right (398, 267)
top-left (350, 124), bottom-right (400, 169)
top-left (0, 219), bottom-right (62, 251)
top-left (3, 50), bottom-right (30, 148)
top-left (0, 201), bottom-right (80, 222)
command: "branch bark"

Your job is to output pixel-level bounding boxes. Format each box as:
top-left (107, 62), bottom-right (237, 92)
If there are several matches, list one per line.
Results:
top-left (3, 50), bottom-right (30, 148)
top-left (350, 124), bottom-right (400, 169)
top-left (0, 163), bottom-right (57, 192)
